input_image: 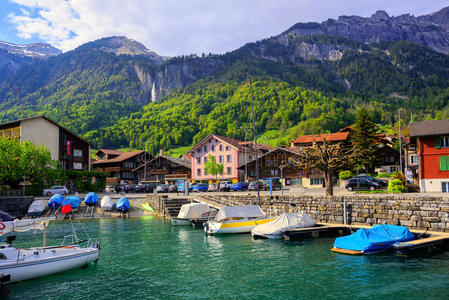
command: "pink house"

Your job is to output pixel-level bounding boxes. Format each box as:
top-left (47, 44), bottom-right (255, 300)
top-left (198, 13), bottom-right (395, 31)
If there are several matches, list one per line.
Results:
top-left (188, 134), bottom-right (270, 182)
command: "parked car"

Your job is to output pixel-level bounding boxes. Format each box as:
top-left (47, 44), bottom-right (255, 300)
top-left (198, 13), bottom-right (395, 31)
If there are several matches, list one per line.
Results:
top-left (248, 181), bottom-right (263, 191)
top-left (262, 179), bottom-right (282, 191)
top-left (168, 185), bottom-right (177, 193)
top-left (124, 184), bottom-right (137, 193)
top-left (345, 178), bottom-right (379, 191)
top-left (208, 183), bottom-right (219, 192)
top-left (352, 174), bottom-right (388, 187)
top-left (115, 184), bottom-right (124, 193)
top-left (105, 185), bottom-right (115, 193)
top-left (193, 183), bottom-right (208, 192)
top-left (232, 182), bottom-right (248, 191)
top-left (156, 184), bottom-right (169, 193)
top-left (42, 186), bottom-right (69, 196)
top-left (189, 183), bottom-right (198, 192)
top-left (219, 181), bottom-right (233, 192)
top-left (144, 183), bottom-right (157, 193)
top-left (135, 185), bottom-right (146, 193)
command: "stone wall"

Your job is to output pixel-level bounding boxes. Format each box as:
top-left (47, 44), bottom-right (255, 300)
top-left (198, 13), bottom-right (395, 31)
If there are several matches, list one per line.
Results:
top-left (0, 196), bottom-right (34, 219)
top-left (156, 194), bottom-right (449, 232)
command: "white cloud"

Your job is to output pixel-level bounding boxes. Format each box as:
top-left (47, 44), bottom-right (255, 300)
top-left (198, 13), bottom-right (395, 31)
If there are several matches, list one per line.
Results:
top-left (7, 0), bottom-right (449, 55)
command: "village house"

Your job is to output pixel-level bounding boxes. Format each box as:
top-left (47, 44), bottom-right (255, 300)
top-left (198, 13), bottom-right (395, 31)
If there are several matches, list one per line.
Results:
top-left (0, 115), bottom-right (91, 171)
top-left (132, 154), bottom-right (191, 185)
top-left (410, 119), bottom-right (449, 193)
top-left (92, 149), bottom-right (151, 184)
top-left (187, 134), bottom-right (271, 182)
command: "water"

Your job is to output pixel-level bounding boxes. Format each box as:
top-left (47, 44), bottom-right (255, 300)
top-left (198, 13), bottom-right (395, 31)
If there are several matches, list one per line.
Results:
top-left (9, 216), bottom-right (449, 299)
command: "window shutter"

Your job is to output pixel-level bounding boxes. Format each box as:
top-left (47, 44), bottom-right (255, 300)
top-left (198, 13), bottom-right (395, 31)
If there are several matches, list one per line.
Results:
top-left (441, 156), bottom-right (449, 171)
top-left (435, 137), bottom-right (441, 149)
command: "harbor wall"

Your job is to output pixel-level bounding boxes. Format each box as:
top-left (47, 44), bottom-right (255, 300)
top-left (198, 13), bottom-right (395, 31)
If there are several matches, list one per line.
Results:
top-left (0, 196), bottom-right (34, 218)
top-left (146, 194), bottom-right (449, 232)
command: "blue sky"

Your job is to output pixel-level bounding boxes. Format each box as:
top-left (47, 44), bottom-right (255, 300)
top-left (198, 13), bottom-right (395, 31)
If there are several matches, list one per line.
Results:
top-left (1, 0), bottom-right (448, 55)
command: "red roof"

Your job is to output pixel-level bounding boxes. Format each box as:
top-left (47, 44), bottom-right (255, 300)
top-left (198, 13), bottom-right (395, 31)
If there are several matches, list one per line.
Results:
top-left (291, 132), bottom-right (350, 144)
top-left (95, 149), bottom-right (124, 156)
top-left (92, 150), bottom-right (145, 164)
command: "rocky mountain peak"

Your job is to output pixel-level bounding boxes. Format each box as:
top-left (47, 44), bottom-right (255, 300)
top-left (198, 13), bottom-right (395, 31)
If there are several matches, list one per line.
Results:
top-left (370, 10), bottom-right (389, 21)
top-left (0, 40), bottom-right (61, 58)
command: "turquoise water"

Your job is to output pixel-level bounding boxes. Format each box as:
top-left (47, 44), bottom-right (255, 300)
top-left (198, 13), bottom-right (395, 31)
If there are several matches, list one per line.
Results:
top-left (8, 216), bottom-right (449, 299)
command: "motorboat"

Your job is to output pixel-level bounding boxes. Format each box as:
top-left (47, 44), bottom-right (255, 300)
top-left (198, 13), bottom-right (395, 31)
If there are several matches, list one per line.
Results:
top-left (331, 225), bottom-right (414, 255)
top-left (251, 212), bottom-right (316, 239)
top-left (62, 196), bottom-right (82, 212)
top-left (27, 200), bottom-right (46, 217)
top-left (48, 194), bottom-right (64, 209)
top-left (0, 218), bottom-right (99, 283)
top-left (100, 196), bottom-right (114, 211)
top-left (116, 197), bottom-right (130, 212)
top-left (84, 192), bottom-right (98, 206)
top-left (204, 205), bottom-right (274, 235)
top-left (171, 203), bottom-right (215, 226)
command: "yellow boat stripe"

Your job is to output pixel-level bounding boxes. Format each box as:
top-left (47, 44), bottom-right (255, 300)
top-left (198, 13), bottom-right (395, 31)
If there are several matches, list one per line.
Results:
top-left (220, 218), bottom-right (275, 229)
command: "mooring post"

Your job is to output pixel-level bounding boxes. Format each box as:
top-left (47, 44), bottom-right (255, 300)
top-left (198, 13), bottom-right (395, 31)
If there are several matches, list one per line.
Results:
top-left (343, 197), bottom-right (347, 225)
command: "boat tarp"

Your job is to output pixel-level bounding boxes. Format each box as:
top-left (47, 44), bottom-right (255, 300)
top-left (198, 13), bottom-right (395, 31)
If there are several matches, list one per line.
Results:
top-left (28, 200), bottom-right (46, 214)
top-left (116, 197), bottom-right (130, 211)
top-left (62, 196), bottom-right (82, 210)
top-left (251, 212), bottom-right (316, 238)
top-left (100, 196), bottom-right (114, 210)
top-left (85, 192), bottom-right (98, 206)
top-left (0, 217), bottom-right (55, 235)
top-left (48, 194), bottom-right (64, 208)
top-left (214, 205), bottom-right (265, 222)
top-left (177, 203), bottom-right (213, 219)
top-left (333, 225), bottom-right (414, 253)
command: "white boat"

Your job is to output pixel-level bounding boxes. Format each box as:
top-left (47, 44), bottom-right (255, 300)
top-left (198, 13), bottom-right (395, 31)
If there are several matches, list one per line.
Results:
top-left (171, 203), bottom-right (215, 226)
top-left (27, 200), bottom-right (46, 217)
top-left (251, 212), bottom-right (316, 239)
top-left (0, 218), bottom-right (99, 283)
top-left (100, 196), bottom-right (114, 211)
top-left (204, 205), bottom-right (274, 235)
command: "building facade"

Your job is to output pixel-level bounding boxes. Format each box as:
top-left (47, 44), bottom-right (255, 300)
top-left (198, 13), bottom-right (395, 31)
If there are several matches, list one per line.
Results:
top-left (133, 155), bottom-right (191, 185)
top-left (0, 115), bottom-right (91, 170)
top-left (411, 119), bottom-right (449, 192)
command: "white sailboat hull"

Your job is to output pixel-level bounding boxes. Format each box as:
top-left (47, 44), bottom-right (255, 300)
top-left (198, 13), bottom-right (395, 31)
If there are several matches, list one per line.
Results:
top-left (171, 218), bottom-right (192, 226)
top-left (0, 246), bottom-right (99, 283)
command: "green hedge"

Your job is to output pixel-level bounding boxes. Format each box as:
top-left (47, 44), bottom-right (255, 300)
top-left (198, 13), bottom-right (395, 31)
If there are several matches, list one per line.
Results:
top-left (339, 170), bottom-right (353, 180)
top-left (387, 179), bottom-right (406, 193)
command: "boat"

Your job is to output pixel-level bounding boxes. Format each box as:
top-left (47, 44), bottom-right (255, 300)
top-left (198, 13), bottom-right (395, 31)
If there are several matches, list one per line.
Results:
top-left (27, 200), bottom-right (46, 217)
top-left (0, 218), bottom-right (99, 283)
top-left (141, 202), bottom-right (156, 213)
top-left (84, 192), bottom-right (98, 206)
top-left (48, 194), bottom-right (64, 209)
top-left (251, 212), bottom-right (316, 239)
top-left (204, 205), bottom-right (274, 235)
top-left (116, 197), bottom-right (130, 212)
top-left (190, 210), bottom-right (217, 227)
top-left (100, 196), bottom-right (114, 211)
top-left (62, 196), bottom-right (83, 212)
top-left (331, 225), bottom-right (415, 255)
top-left (172, 203), bottom-right (215, 226)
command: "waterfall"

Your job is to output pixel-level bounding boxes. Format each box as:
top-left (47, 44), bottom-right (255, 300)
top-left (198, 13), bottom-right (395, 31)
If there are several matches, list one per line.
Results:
top-left (151, 82), bottom-right (157, 102)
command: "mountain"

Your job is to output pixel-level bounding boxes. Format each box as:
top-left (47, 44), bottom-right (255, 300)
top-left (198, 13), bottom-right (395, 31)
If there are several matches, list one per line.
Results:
top-left (1, 7), bottom-right (449, 151)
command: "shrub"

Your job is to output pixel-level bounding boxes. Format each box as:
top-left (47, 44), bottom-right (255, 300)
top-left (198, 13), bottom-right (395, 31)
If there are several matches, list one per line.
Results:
top-left (393, 171), bottom-right (406, 185)
top-left (388, 179), bottom-right (406, 193)
top-left (376, 173), bottom-right (394, 178)
top-left (339, 170), bottom-right (353, 180)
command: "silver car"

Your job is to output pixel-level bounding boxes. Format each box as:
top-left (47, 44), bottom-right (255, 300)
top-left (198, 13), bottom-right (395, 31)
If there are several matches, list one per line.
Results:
top-left (42, 185), bottom-right (69, 196)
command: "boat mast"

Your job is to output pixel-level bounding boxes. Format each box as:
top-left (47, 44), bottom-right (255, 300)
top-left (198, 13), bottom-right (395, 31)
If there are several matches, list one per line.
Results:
top-left (42, 222), bottom-right (46, 249)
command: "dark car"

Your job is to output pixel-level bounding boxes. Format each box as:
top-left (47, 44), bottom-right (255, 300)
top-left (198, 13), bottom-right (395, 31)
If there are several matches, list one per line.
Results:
top-left (156, 184), bottom-right (169, 193)
top-left (135, 185), bottom-right (146, 193)
top-left (345, 178), bottom-right (379, 191)
top-left (144, 183), bottom-right (157, 193)
top-left (232, 182), bottom-right (248, 191)
top-left (352, 174), bottom-right (388, 187)
top-left (262, 179), bottom-right (282, 191)
top-left (115, 185), bottom-right (123, 193)
top-left (124, 184), bottom-right (137, 193)
top-left (168, 185), bottom-right (177, 193)
top-left (248, 181), bottom-right (263, 191)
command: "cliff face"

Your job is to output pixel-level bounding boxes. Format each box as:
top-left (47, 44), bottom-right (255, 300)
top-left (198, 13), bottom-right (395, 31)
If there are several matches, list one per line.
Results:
top-left (284, 7), bottom-right (449, 54)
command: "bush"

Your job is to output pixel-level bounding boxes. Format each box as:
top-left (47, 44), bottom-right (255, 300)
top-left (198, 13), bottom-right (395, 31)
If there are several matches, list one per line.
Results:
top-left (339, 170), bottom-right (353, 180)
top-left (376, 173), bottom-right (394, 178)
top-left (393, 171), bottom-right (406, 185)
top-left (388, 179), bottom-right (406, 193)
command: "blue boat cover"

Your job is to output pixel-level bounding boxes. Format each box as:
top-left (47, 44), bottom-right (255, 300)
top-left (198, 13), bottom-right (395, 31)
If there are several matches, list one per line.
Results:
top-left (62, 196), bottom-right (82, 210)
top-left (333, 225), bottom-right (414, 253)
top-left (48, 194), bottom-right (64, 208)
top-left (85, 192), bottom-right (98, 206)
top-left (116, 197), bottom-right (130, 211)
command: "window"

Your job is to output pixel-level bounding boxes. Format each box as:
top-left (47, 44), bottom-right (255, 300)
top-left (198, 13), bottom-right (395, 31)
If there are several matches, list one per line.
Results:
top-left (225, 146), bottom-right (230, 151)
top-left (227, 167), bottom-right (232, 175)
top-left (198, 148), bottom-right (202, 153)
top-left (442, 182), bottom-right (449, 193)
top-left (219, 155), bottom-right (224, 163)
top-left (197, 157), bottom-right (201, 164)
top-left (204, 156), bottom-right (208, 163)
top-left (310, 178), bottom-right (323, 185)
top-left (197, 169), bottom-right (202, 176)
top-left (249, 156), bottom-right (252, 161)
top-left (227, 155), bottom-right (232, 163)
top-left (410, 155), bottom-right (418, 165)
top-left (204, 146), bottom-right (208, 152)
top-left (124, 161), bottom-right (136, 168)
top-left (73, 162), bottom-right (82, 170)
top-left (73, 149), bottom-right (83, 157)
top-left (212, 145), bottom-right (215, 151)
top-left (219, 145), bottom-right (223, 151)
top-left (122, 172), bottom-right (134, 179)
top-left (310, 169), bottom-right (314, 174)
top-left (440, 156), bottom-right (449, 171)
top-left (441, 136), bottom-right (449, 148)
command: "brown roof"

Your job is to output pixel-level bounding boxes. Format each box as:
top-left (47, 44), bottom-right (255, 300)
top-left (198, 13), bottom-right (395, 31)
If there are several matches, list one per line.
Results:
top-left (410, 119), bottom-right (449, 137)
top-left (187, 134), bottom-right (243, 153)
top-left (95, 149), bottom-right (124, 156)
top-left (237, 147), bottom-right (300, 168)
top-left (238, 141), bottom-right (274, 151)
top-left (92, 150), bottom-right (145, 164)
top-left (291, 132), bottom-right (350, 144)
top-left (133, 155), bottom-right (191, 171)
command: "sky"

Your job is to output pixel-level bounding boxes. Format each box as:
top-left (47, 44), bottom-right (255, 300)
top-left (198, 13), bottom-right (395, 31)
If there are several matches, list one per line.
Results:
top-left (0, 0), bottom-right (448, 56)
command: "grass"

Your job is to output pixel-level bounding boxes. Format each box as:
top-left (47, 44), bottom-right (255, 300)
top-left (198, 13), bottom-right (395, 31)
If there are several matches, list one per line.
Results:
top-left (256, 129), bottom-right (293, 147)
top-left (356, 190), bottom-right (402, 194)
top-left (165, 145), bottom-right (191, 157)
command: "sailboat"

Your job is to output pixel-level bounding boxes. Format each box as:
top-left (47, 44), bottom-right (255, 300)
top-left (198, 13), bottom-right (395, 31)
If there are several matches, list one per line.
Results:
top-left (0, 218), bottom-right (99, 283)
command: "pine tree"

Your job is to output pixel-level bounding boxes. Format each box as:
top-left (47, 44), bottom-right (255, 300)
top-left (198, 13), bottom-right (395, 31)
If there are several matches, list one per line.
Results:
top-left (350, 107), bottom-right (382, 172)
